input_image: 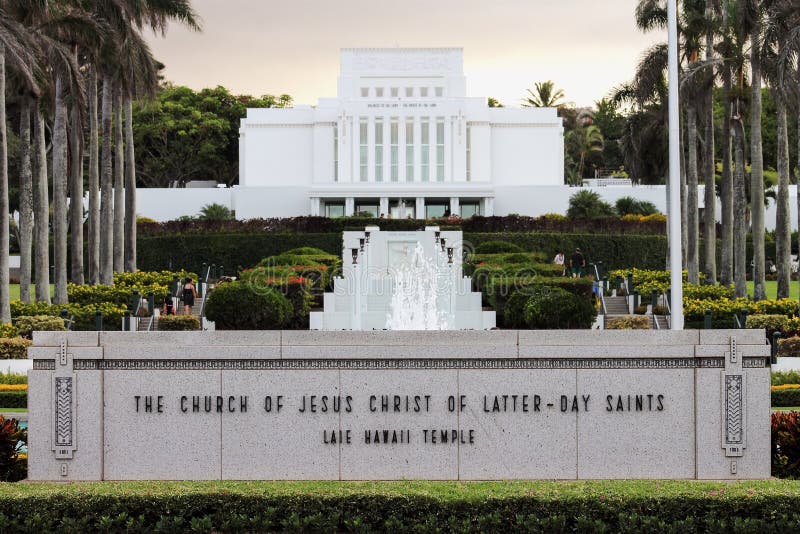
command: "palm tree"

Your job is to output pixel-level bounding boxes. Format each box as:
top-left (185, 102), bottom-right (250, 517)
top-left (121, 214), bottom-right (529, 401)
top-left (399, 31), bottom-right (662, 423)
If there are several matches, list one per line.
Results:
top-left (99, 75), bottom-right (113, 284)
top-left (87, 68), bottom-right (99, 284)
top-left (762, 0), bottom-right (800, 299)
top-left (718, 0), bottom-right (735, 286)
top-left (69, 84), bottom-right (83, 285)
top-left (32, 105), bottom-right (50, 304)
top-left (745, 0), bottom-right (767, 300)
top-left (0, 13), bottom-right (40, 320)
top-left (565, 118), bottom-right (604, 184)
top-left (17, 97), bottom-right (32, 303)
top-left (702, 0), bottom-right (717, 284)
top-left (113, 85), bottom-right (124, 272)
top-left (522, 80), bottom-right (566, 108)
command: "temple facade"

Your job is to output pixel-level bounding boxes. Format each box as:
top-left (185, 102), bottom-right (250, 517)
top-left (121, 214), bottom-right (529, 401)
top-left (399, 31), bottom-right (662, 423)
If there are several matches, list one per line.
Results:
top-left (237, 48), bottom-right (564, 219)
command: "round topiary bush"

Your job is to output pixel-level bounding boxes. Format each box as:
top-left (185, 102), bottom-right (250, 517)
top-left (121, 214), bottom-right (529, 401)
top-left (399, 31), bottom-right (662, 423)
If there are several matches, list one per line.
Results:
top-left (504, 289), bottom-right (534, 328)
top-left (14, 315), bottom-right (66, 339)
top-left (473, 241), bottom-right (523, 254)
top-left (523, 286), bottom-right (596, 329)
top-left (204, 281), bottom-right (292, 330)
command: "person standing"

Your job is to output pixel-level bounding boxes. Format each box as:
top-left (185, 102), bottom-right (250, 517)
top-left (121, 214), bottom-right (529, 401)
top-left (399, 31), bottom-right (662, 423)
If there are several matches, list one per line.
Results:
top-left (553, 251), bottom-right (565, 276)
top-left (182, 277), bottom-right (198, 315)
top-left (570, 248), bottom-right (586, 278)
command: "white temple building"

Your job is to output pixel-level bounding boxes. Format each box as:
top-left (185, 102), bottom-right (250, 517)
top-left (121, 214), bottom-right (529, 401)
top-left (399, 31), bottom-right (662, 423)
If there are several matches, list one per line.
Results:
top-left (236, 48), bottom-right (564, 219)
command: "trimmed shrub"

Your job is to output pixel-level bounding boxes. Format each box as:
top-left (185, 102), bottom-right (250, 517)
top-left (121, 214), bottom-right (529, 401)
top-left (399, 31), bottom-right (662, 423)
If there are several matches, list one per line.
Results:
top-left (204, 282), bottom-right (292, 330)
top-left (0, 391), bottom-right (26, 408)
top-left (747, 315), bottom-right (789, 338)
top-left (503, 290), bottom-right (532, 329)
top-left (485, 277), bottom-right (593, 327)
top-left (772, 389), bottom-right (800, 407)
top-left (157, 315), bottom-right (200, 331)
top-left (0, 325), bottom-right (17, 338)
top-left (773, 411), bottom-right (800, 478)
top-left (523, 287), bottom-right (597, 329)
top-left (606, 316), bottom-right (651, 330)
top-left (0, 339), bottom-right (31, 360)
top-left (0, 416), bottom-right (26, 482)
top-left (633, 305), bottom-right (648, 315)
top-left (11, 302), bottom-right (128, 332)
top-left (0, 372), bottom-right (26, 385)
top-left (13, 316), bottom-right (65, 339)
top-left (774, 371), bottom-right (800, 386)
top-left (779, 337), bottom-right (800, 358)
top-left (473, 241), bottom-right (523, 254)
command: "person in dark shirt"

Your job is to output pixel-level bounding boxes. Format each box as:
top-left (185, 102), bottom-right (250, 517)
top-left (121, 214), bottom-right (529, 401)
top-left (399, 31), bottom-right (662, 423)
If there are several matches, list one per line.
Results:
top-left (569, 248), bottom-right (585, 278)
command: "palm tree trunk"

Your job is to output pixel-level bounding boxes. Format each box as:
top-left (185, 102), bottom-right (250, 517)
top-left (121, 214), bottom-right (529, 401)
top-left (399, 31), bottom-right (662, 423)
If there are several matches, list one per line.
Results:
top-left (100, 76), bottom-right (114, 285)
top-left (703, 9), bottom-right (716, 284)
top-left (18, 99), bottom-right (33, 304)
top-left (33, 106), bottom-right (50, 303)
top-left (680, 125), bottom-right (688, 269)
top-left (88, 69), bottom-right (100, 285)
top-left (775, 92), bottom-right (790, 298)
top-left (124, 96), bottom-right (136, 272)
top-left (69, 103), bottom-right (84, 284)
top-left (720, 67), bottom-right (733, 286)
top-left (113, 87), bottom-right (124, 273)
top-left (0, 44), bottom-right (9, 323)
top-left (686, 104), bottom-right (699, 284)
top-left (750, 20), bottom-right (766, 301)
top-left (733, 119), bottom-right (747, 298)
top-left (52, 76), bottom-right (69, 304)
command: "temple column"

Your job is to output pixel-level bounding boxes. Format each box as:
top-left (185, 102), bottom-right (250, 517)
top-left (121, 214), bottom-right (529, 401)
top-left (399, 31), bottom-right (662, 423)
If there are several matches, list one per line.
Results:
top-left (345, 197), bottom-right (355, 216)
top-left (379, 197), bottom-right (389, 218)
top-left (450, 197), bottom-right (460, 218)
top-left (416, 197), bottom-right (425, 219)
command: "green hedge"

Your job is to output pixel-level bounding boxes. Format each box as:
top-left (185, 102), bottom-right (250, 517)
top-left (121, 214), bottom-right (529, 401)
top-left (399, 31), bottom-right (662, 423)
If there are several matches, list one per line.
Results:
top-left (1, 483), bottom-right (800, 531)
top-left (0, 392), bottom-right (26, 409)
top-left (773, 389), bottom-right (800, 407)
top-left (137, 232), bottom-right (669, 273)
top-left (138, 233), bottom-right (343, 274)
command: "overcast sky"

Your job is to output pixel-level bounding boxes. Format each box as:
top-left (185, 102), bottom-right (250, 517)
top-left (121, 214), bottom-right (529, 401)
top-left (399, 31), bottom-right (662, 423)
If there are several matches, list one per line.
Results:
top-left (145, 0), bottom-right (665, 108)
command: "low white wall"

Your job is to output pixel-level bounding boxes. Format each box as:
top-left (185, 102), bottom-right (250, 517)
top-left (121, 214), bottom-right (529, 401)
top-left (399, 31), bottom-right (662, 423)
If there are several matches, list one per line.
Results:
top-left (136, 188), bottom-right (233, 221)
top-left (131, 184), bottom-right (797, 230)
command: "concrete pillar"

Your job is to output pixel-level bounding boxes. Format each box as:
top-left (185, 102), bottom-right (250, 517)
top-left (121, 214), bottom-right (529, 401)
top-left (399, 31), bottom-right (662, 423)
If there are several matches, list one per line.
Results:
top-left (416, 197), bottom-right (425, 219)
top-left (379, 197), bottom-right (389, 218)
top-left (450, 197), bottom-right (460, 218)
top-left (483, 197), bottom-right (494, 216)
top-left (345, 197), bottom-right (355, 216)
top-left (310, 197), bottom-right (321, 216)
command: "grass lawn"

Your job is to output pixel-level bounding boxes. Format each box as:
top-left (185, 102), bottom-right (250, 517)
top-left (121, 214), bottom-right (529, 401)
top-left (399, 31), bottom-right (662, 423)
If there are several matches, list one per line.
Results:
top-left (0, 407), bottom-right (26, 412)
top-left (8, 284), bottom-right (53, 302)
top-left (746, 280), bottom-right (800, 300)
top-left (0, 479), bottom-right (798, 498)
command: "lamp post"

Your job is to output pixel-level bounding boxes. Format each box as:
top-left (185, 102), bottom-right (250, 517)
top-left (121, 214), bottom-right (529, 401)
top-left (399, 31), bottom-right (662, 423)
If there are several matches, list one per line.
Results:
top-left (667, 0), bottom-right (684, 330)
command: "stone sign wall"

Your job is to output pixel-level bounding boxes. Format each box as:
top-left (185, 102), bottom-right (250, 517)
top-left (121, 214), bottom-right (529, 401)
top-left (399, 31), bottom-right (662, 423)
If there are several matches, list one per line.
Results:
top-left (28, 330), bottom-right (770, 480)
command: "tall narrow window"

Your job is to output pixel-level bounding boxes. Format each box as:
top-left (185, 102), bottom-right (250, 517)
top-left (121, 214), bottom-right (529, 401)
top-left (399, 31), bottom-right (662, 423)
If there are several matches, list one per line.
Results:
top-left (359, 118), bottom-right (368, 182)
top-left (391, 87), bottom-right (399, 97)
top-left (375, 88), bottom-right (384, 98)
top-left (405, 118), bottom-right (414, 181)
top-left (466, 124), bottom-right (472, 182)
top-left (374, 118), bottom-right (384, 182)
top-left (435, 87), bottom-right (444, 97)
top-left (436, 117), bottom-right (445, 182)
top-left (420, 117), bottom-right (430, 182)
top-left (390, 118), bottom-right (399, 182)
top-left (405, 87), bottom-right (414, 97)
top-left (360, 88), bottom-right (369, 98)
top-left (420, 87), bottom-right (429, 97)
top-left (333, 123), bottom-right (338, 182)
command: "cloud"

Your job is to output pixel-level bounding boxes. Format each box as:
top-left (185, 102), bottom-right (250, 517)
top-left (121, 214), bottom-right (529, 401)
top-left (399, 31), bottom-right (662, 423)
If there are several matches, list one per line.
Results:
top-left (147, 0), bottom-right (664, 107)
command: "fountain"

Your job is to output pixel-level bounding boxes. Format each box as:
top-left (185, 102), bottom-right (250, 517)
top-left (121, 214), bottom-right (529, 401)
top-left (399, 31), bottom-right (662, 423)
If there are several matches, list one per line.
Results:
top-left (309, 226), bottom-right (495, 330)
